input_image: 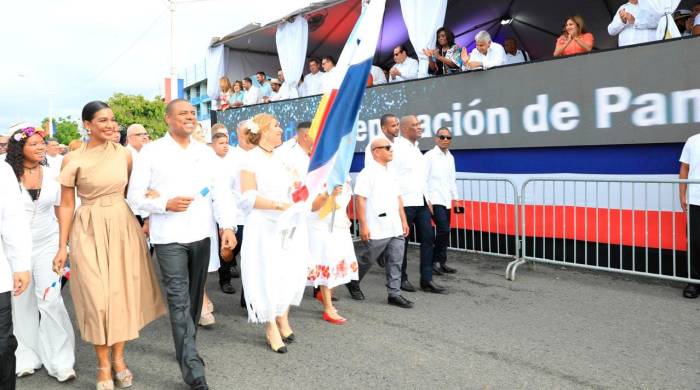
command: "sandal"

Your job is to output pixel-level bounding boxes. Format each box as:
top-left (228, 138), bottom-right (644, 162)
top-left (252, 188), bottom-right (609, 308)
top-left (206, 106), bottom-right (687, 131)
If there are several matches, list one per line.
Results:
top-left (112, 359), bottom-right (133, 388)
top-left (96, 367), bottom-right (114, 390)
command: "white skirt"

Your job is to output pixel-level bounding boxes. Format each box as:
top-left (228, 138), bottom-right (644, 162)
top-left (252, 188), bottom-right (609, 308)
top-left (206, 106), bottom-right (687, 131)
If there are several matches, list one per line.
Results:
top-left (306, 221), bottom-right (358, 289)
top-left (240, 210), bottom-right (309, 323)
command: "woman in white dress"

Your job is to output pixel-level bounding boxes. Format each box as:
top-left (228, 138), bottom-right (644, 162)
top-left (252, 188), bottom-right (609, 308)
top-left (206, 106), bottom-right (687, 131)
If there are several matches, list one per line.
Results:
top-left (240, 113), bottom-right (308, 354)
top-left (307, 179), bottom-right (359, 324)
top-left (5, 127), bottom-right (76, 382)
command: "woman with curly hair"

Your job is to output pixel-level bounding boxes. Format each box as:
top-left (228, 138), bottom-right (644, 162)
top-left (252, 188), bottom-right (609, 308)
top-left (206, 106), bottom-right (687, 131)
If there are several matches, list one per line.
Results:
top-left (5, 126), bottom-right (76, 382)
top-left (423, 27), bottom-right (461, 75)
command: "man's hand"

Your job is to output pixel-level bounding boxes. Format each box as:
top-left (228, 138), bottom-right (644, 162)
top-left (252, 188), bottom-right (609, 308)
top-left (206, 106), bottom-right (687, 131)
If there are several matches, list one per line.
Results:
top-left (468, 61), bottom-right (482, 69)
top-left (681, 193), bottom-right (688, 212)
top-left (142, 218), bottom-right (150, 237)
top-left (360, 225), bottom-right (370, 242)
top-left (13, 271), bottom-right (30, 296)
top-left (166, 196), bottom-right (194, 212)
top-left (460, 47), bottom-right (470, 65)
top-left (389, 67), bottom-right (400, 78)
top-left (402, 222), bottom-right (410, 237)
top-left (220, 229), bottom-right (237, 250)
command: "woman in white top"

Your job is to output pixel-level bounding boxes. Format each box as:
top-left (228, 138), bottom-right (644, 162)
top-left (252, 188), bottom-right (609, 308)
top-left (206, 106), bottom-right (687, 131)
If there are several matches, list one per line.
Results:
top-left (240, 113), bottom-right (308, 354)
top-left (307, 179), bottom-right (359, 324)
top-left (5, 127), bottom-right (75, 382)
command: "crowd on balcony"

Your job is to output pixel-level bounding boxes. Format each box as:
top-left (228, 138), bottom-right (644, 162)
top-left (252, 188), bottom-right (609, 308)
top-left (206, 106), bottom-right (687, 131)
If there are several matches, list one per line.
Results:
top-left (214, 2), bottom-right (700, 111)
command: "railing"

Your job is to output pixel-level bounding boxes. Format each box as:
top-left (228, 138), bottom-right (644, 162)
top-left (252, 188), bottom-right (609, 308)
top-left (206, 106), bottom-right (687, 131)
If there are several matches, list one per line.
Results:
top-left (347, 176), bottom-right (700, 285)
top-left (507, 178), bottom-right (700, 284)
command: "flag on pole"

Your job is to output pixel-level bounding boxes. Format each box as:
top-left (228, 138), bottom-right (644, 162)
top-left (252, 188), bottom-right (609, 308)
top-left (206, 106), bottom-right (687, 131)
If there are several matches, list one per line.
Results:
top-left (164, 77), bottom-right (184, 103)
top-left (297, 0), bottom-right (386, 203)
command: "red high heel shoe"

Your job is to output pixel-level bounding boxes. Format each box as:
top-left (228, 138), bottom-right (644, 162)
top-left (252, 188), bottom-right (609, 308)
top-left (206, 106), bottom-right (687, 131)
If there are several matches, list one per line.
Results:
top-left (322, 311), bottom-right (347, 325)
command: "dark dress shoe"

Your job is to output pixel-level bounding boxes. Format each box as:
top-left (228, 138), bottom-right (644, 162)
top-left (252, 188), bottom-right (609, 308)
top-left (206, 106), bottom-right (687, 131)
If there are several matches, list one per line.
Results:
top-left (190, 377), bottom-right (209, 390)
top-left (683, 284), bottom-right (699, 298)
top-left (346, 283), bottom-right (365, 300)
top-left (400, 280), bottom-right (416, 292)
top-left (432, 264), bottom-right (444, 276)
top-left (388, 295), bottom-right (414, 308)
top-left (420, 280), bottom-right (447, 294)
top-left (220, 283), bottom-right (236, 294)
top-left (440, 264), bottom-right (457, 274)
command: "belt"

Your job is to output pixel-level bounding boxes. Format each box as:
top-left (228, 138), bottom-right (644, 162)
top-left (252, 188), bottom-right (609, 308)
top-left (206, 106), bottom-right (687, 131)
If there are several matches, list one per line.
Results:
top-left (80, 193), bottom-right (124, 207)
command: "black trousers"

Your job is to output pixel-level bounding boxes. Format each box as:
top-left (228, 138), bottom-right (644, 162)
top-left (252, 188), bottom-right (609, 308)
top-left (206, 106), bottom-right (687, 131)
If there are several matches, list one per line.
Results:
top-left (431, 205), bottom-right (451, 266)
top-left (689, 205), bottom-right (700, 282)
top-left (217, 225), bottom-right (244, 286)
top-left (0, 292), bottom-right (17, 390)
top-left (154, 238), bottom-right (210, 385)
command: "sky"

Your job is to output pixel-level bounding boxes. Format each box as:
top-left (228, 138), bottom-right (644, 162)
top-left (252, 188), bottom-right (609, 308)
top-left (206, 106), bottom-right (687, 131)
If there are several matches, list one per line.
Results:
top-left (0, 0), bottom-right (312, 133)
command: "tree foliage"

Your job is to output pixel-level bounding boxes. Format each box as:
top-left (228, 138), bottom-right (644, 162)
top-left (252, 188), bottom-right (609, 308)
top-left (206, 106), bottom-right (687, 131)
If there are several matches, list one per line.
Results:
top-left (107, 93), bottom-right (167, 139)
top-left (42, 116), bottom-right (81, 145)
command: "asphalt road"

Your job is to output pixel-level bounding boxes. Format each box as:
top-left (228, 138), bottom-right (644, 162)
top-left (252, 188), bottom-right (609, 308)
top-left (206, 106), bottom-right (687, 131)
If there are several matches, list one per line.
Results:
top-left (17, 247), bottom-right (700, 389)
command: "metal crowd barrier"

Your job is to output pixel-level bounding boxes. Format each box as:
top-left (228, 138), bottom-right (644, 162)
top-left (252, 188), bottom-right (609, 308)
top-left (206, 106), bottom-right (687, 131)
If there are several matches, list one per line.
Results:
top-left (506, 178), bottom-right (700, 284)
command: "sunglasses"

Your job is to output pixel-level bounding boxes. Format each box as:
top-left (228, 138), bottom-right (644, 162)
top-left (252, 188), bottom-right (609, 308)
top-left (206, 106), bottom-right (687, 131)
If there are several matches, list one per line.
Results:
top-left (372, 145), bottom-right (392, 151)
top-left (438, 135), bottom-right (452, 140)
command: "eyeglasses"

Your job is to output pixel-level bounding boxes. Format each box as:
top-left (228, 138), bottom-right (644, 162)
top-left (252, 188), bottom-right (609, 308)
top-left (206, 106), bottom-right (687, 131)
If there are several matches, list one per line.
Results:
top-left (372, 145), bottom-right (392, 151)
top-left (0, 142), bottom-right (7, 147)
top-left (438, 135), bottom-right (452, 140)
top-left (131, 132), bottom-right (148, 138)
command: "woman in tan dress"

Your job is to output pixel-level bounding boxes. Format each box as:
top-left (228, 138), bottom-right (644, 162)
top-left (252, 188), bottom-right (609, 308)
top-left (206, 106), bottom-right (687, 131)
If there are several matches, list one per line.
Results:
top-left (53, 101), bottom-right (166, 390)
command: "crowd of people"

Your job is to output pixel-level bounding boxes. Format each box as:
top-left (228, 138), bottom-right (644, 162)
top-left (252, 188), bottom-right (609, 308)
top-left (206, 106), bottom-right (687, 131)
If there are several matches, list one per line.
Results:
top-left (215, 3), bottom-right (700, 110)
top-left (0, 97), bottom-right (463, 390)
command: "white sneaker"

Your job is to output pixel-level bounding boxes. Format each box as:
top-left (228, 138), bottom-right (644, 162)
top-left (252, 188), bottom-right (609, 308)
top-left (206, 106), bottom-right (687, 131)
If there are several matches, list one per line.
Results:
top-left (55, 369), bottom-right (77, 382)
top-left (199, 312), bottom-right (215, 327)
top-left (16, 368), bottom-right (35, 378)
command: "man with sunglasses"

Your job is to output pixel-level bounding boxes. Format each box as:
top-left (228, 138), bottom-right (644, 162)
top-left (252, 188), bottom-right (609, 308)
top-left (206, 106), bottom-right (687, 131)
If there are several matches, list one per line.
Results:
top-left (425, 127), bottom-right (458, 275)
top-left (389, 45), bottom-right (418, 83)
top-left (349, 138), bottom-right (412, 308)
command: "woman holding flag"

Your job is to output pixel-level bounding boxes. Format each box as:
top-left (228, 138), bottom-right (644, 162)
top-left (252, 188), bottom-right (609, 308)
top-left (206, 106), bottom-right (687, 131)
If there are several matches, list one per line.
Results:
top-left (5, 126), bottom-right (76, 382)
top-left (239, 113), bottom-right (309, 354)
top-left (307, 179), bottom-right (358, 324)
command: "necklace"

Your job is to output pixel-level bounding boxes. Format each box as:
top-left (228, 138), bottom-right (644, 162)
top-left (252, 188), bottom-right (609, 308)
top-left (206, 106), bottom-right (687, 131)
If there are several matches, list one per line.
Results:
top-left (23, 164), bottom-right (40, 174)
top-left (258, 144), bottom-right (274, 154)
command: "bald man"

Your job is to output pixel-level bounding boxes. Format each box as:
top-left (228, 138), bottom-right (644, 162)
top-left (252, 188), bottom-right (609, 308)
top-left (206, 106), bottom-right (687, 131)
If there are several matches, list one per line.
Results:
top-left (348, 138), bottom-right (413, 308)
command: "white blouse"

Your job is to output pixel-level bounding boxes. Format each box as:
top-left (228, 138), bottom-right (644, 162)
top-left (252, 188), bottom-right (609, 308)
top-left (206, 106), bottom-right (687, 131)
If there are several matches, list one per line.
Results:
top-left (21, 165), bottom-right (61, 240)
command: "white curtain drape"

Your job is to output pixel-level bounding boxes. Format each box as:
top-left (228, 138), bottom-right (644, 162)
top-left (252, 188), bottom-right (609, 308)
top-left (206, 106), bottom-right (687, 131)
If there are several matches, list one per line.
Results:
top-left (206, 44), bottom-right (227, 107)
top-left (399, 0), bottom-right (447, 78)
top-left (640, 0), bottom-right (681, 39)
top-left (276, 15), bottom-right (308, 99)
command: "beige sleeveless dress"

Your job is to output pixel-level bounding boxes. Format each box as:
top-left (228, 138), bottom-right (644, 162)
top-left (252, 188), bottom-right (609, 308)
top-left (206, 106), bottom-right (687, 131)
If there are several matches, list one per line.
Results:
top-left (59, 142), bottom-right (165, 346)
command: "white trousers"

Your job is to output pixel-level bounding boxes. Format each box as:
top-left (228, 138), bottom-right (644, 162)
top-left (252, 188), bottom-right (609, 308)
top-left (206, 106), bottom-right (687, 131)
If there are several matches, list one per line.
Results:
top-left (12, 233), bottom-right (75, 377)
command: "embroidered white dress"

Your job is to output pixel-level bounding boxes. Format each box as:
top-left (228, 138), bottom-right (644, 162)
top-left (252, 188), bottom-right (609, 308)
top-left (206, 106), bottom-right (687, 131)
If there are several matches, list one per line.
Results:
top-left (240, 147), bottom-right (309, 323)
top-left (306, 182), bottom-right (359, 289)
top-left (12, 165), bottom-right (76, 377)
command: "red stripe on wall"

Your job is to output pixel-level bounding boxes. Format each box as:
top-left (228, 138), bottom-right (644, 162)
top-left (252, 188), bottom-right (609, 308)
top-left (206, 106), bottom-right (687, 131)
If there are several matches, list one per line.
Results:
top-left (348, 198), bottom-right (688, 250)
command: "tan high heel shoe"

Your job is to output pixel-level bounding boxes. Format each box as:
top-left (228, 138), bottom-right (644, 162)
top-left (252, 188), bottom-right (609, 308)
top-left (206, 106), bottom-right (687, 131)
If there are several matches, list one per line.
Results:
top-left (112, 359), bottom-right (133, 388)
top-left (96, 367), bottom-right (114, 390)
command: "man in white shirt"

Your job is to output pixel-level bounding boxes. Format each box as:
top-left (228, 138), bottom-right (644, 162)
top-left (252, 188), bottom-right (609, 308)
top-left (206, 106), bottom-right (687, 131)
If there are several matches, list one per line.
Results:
top-left (127, 99), bottom-right (237, 390)
top-left (348, 138), bottom-right (412, 308)
top-left (302, 58), bottom-right (324, 96)
top-left (679, 133), bottom-right (700, 298)
top-left (45, 138), bottom-right (64, 170)
top-left (462, 31), bottom-right (507, 70)
top-left (276, 70), bottom-right (297, 100)
top-left (370, 65), bottom-right (387, 85)
top-left (389, 45), bottom-right (419, 83)
top-left (125, 124), bottom-right (151, 224)
top-left (503, 38), bottom-right (530, 65)
top-left (0, 162), bottom-right (31, 390)
top-left (256, 71), bottom-right (272, 102)
top-left (693, 2), bottom-right (700, 36)
top-left (363, 114), bottom-right (400, 169)
top-left (424, 127), bottom-right (459, 275)
top-left (266, 78), bottom-right (282, 103)
top-left (220, 121), bottom-right (255, 304)
top-left (321, 56), bottom-right (336, 91)
top-left (394, 115), bottom-right (445, 294)
top-left (242, 77), bottom-right (261, 106)
top-left (607, 0), bottom-right (660, 46)
top-left (278, 122), bottom-right (312, 183)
